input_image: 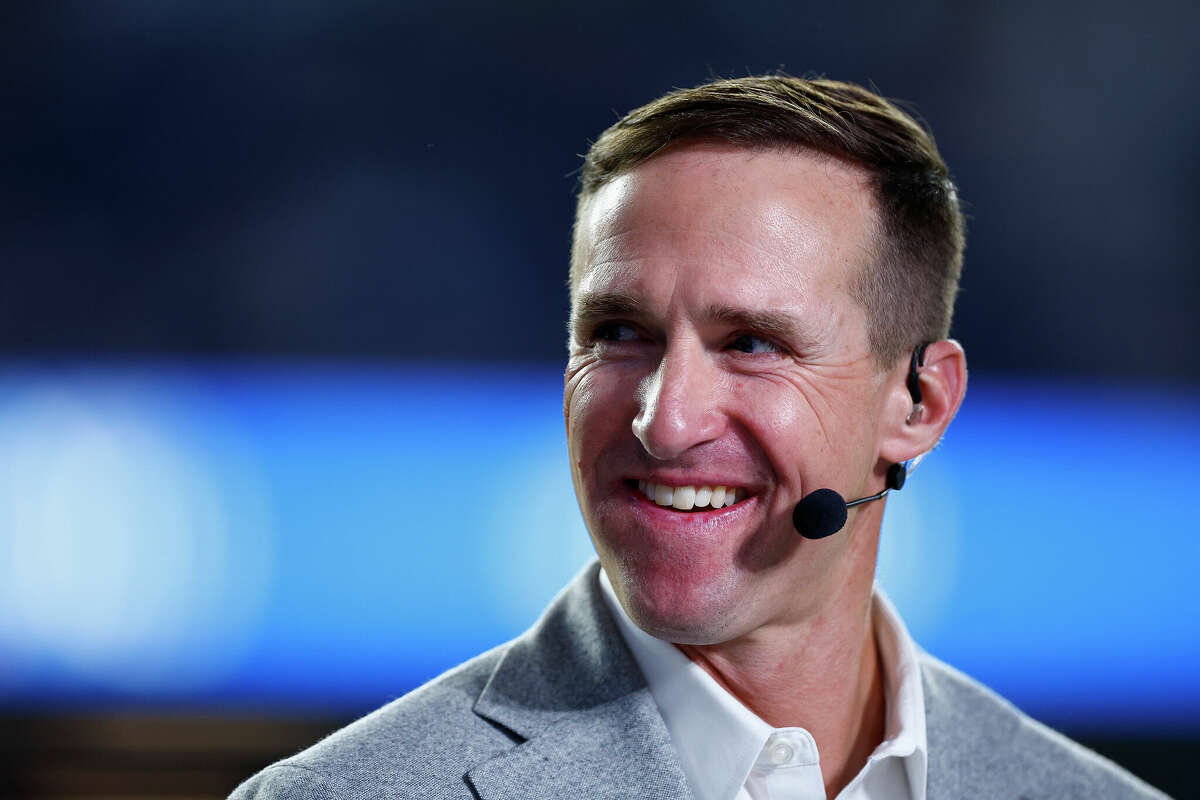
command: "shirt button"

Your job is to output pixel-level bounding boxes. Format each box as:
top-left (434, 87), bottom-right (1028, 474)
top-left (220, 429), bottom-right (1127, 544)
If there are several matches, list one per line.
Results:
top-left (768, 740), bottom-right (795, 765)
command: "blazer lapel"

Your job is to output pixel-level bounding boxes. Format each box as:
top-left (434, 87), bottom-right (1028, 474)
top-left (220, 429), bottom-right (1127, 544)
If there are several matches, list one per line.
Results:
top-left (467, 562), bottom-right (693, 800)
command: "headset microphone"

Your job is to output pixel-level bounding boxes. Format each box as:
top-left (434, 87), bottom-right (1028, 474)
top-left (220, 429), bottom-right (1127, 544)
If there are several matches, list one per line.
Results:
top-left (792, 462), bottom-right (908, 540)
top-left (792, 343), bottom-right (928, 541)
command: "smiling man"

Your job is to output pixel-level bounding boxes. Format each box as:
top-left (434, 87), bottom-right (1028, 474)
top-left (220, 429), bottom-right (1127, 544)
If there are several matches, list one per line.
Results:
top-left (563, 141), bottom-right (944, 799)
top-left (232, 76), bottom-right (1167, 800)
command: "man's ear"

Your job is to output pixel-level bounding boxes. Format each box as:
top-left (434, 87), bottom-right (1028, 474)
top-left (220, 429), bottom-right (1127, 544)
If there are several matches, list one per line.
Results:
top-left (879, 339), bottom-right (967, 465)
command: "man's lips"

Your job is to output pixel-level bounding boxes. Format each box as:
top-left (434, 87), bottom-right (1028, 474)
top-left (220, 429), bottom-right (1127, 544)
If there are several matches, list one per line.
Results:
top-left (624, 478), bottom-right (751, 512)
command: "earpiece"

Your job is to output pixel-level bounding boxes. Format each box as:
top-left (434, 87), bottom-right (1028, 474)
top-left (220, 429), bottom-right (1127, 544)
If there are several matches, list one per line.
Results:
top-left (906, 342), bottom-right (928, 405)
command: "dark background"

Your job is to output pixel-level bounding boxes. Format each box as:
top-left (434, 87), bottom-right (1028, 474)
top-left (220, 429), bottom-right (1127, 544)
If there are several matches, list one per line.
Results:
top-left (2, 1), bottom-right (1196, 797)
top-left (5, 1), bottom-right (1198, 377)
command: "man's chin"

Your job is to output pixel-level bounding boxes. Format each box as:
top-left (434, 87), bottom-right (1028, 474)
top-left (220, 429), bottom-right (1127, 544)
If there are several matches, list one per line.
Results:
top-left (609, 568), bottom-right (745, 646)
top-left (630, 614), bottom-right (733, 646)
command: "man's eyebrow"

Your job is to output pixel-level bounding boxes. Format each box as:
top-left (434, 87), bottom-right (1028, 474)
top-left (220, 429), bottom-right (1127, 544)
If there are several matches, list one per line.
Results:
top-left (707, 304), bottom-right (820, 350)
top-left (570, 292), bottom-right (645, 324)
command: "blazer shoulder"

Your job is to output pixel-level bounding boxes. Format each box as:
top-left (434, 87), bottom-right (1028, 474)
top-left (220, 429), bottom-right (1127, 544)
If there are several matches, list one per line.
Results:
top-left (229, 643), bottom-right (517, 800)
top-left (920, 653), bottom-right (1171, 800)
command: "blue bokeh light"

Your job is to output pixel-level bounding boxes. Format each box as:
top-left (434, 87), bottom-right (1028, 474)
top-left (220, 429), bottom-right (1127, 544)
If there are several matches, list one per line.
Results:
top-left (0, 363), bottom-right (1195, 731)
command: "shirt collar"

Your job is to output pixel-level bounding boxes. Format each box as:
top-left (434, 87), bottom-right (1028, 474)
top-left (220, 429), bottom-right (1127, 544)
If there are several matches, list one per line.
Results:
top-left (598, 568), bottom-right (928, 800)
top-left (859, 587), bottom-right (928, 800)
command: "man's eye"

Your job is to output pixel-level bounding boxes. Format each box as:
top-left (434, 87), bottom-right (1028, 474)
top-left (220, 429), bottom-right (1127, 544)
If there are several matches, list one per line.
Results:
top-left (592, 322), bottom-right (640, 342)
top-left (728, 334), bottom-right (780, 354)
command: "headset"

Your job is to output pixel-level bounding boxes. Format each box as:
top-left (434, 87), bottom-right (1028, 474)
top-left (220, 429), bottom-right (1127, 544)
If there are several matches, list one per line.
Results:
top-left (792, 343), bottom-right (929, 540)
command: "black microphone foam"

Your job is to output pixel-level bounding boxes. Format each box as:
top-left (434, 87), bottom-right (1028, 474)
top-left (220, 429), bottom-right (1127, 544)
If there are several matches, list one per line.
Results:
top-left (792, 488), bottom-right (848, 540)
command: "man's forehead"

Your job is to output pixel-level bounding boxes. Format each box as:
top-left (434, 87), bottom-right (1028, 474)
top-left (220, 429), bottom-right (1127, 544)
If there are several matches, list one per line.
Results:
top-left (587, 144), bottom-right (874, 221)
top-left (573, 150), bottom-right (878, 330)
top-left (577, 145), bottom-right (878, 285)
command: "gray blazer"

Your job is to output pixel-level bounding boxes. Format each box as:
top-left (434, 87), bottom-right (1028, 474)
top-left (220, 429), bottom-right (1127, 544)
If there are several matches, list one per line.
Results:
top-left (230, 562), bottom-right (1168, 799)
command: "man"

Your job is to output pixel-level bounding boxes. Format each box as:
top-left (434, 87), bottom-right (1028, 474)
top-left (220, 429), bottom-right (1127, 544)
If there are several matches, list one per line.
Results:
top-left (232, 76), bottom-right (1167, 799)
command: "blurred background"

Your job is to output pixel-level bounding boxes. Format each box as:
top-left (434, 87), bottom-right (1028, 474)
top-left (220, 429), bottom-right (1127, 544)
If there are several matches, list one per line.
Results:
top-left (2, 1), bottom-right (1197, 797)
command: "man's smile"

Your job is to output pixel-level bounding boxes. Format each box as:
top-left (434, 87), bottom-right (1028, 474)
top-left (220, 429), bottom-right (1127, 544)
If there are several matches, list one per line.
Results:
top-left (607, 477), bottom-right (762, 539)
top-left (630, 479), bottom-right (747, 511)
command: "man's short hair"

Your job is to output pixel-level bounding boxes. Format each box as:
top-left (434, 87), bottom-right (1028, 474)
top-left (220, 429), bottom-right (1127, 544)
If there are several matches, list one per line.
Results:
top-left (571, 74), bottom-right (965, 367)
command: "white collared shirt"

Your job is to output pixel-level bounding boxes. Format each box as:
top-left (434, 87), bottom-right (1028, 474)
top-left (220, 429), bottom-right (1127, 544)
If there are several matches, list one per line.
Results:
top-left (599, 569), bottom-right (927, 800)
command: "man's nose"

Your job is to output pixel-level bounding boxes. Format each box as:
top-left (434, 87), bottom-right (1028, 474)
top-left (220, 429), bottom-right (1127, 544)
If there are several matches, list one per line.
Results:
top-left (632, 345), bottom-right (724, 460)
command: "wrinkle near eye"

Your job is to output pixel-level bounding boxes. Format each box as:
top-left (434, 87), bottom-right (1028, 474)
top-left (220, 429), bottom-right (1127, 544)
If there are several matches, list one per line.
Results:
top-left (773, 359), bottom-right (880, 442)
top-left (564, 355), bottom-right (608, 401)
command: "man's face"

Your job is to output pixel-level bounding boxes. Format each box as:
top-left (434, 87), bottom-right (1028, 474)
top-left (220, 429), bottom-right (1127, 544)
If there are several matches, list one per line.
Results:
top-left (565, 144), bottom-right (893, 645)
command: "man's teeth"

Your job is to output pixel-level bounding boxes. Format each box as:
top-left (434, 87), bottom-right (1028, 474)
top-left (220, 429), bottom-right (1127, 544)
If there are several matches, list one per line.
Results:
top-left (636, 480), bottom-right (741, 510)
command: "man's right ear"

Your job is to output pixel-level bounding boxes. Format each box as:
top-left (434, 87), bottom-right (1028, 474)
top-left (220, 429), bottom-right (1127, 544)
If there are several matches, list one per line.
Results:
top-left (879, 339), bottom-right (967, 466)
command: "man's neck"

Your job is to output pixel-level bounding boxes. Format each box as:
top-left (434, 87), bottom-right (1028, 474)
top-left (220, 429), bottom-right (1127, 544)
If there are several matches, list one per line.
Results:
top-left (676, 568), bottom-right (885, 798)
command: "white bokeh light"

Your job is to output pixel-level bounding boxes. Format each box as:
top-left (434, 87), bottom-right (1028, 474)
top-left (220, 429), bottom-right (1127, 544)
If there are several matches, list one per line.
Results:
top-left (0, 378), bottom-right (275, 693)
